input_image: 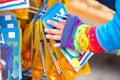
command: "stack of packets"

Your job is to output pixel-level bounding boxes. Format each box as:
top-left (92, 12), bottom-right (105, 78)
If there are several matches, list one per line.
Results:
top-left (0, 0), bottom-right (29, 11)
top-left (0, 13), bottom-right (22, 80)
top-left (31, 2), bottom-right (94, 80)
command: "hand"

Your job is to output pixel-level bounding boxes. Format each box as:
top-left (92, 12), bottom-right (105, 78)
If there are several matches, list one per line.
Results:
top-left (44, 20), bottom-right (65, 47)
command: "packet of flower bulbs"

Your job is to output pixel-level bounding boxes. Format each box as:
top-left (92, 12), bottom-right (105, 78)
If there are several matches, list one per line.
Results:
top-left (0, 28), bottom-right (22, 80)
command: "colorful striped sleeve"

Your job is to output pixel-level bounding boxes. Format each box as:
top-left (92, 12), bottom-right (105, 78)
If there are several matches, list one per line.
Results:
top-left (60, 15), bottom-right (105, 53)
top-left (60, 0), bottom-right (120, 53)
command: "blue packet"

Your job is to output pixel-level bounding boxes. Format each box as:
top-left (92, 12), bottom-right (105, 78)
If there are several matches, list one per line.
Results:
top-left (0, 28), bottom-right (22, 80)
top-left (39, 2), bottom-right (60, 20)
top-left (41, 2), bottom-right (68, 28)
top-left (0, 20), bottom-right (18, 28)
top-left (0, 13), bottom-right (16, 20)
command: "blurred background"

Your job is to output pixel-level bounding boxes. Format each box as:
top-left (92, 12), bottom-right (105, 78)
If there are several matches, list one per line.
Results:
top-left (76, 54), bottom-right (120, 80)
top-left (67, 0), bottom-right (120, 80)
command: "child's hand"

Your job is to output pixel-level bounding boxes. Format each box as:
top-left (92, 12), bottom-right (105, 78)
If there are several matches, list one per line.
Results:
top-left (44, 20), bottom-right (65, 47)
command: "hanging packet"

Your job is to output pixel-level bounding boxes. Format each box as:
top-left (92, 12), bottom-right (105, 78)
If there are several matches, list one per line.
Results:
top-left (0, 0), bottom-right (29, 11)
top-left (42, 2), bottom-right (67, 29)
top-left (0, 13), bottom-right (22, 80)
top-left (22, 1), bottom-right (48, 79)
top-left (22, 21), bottom-right (33, 51)
top-left (54, 48), bottom-right (76, 80)
top-left (30, 0), bottom-right (43, 8)
top-left (31, 21), bottom-right (44, 80)
top-left (0, 20), bottom-right (18, 28)
top-left (0, 28), bottom-right (21, 80)
top-left (39, 20), bottom-right (60, 80)
top-left (0, 13), bottom-right (16, 20)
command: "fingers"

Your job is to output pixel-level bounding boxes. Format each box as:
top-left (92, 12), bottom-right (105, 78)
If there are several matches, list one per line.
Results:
top-left (46, 34), bottom-right (61, 47)
top-left (54, 43), bottom-right (60, 48)
top-left (44, 28), bottom-right (62, 35)
top-left (58, 20), bottom-right (66, 25)
top-left (44, 20), bottom-right (64, 48)
top-left (47, 20), bottom-right (64, 30)
top-left (46, 34), bottom-right (61, 40)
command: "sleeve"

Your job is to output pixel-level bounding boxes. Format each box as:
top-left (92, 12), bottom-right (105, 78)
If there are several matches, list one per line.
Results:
top-left (60, 14), bottom-right (82, 48)
top-left (60, 15), bottom-right (105, 53)
top-left (96, 0), bottom-right (120, 52)
top-left (60, 14), bottom-right (105, 53)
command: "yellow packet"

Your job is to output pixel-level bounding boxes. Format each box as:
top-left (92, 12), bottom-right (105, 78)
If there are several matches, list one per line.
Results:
top-left (32, 21), bottom-right (39, 50)
top-left (39, 20), bottom-right (60, 80)
top-left (54, 48), bottom-right (76, 80)
top-left (11, 8), bottom-right (29, 19)
top-left (31, 21), bottom-right (44, 80)
top-left (63, 0), bottom-right (68, 10)
top-left (75, 62), bottom-right (91, 77)
top-left (18, 19), bottom-right (30, 30)
top-left (22, 21), bottom-right (33, 51)
top-left (30, 0), bottom-right (43, 8)
top-left (47, 0), bottom-right (58, 8)
top-left (21, 49), bottom-right (31, 70)
top-left (49, 40), bottom-right (55, 54)
top-left (49, 40), bottom-right (75, 80)
top-left (47, 0), bottom-right (68, 8)
top-left (32, 42), bottom-right (44, 80)
top-left (17, 18), bottom-right (31, 71)
top-left (54, 47), bottom-right (91, 79)
top-left (43, 40), bottom-right (60, 80)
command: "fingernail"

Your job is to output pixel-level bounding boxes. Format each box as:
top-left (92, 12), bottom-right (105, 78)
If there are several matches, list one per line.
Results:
top-left (53, 44), bottom-right (57, 47)
top-left (44, 28), bottom-right (48, 32)
top-left (53, 44), bottom-right (60, 48)
top-left (46, 35), bottom-right (51, 38)
top-left (47, 20), bottom-right (51, 23)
